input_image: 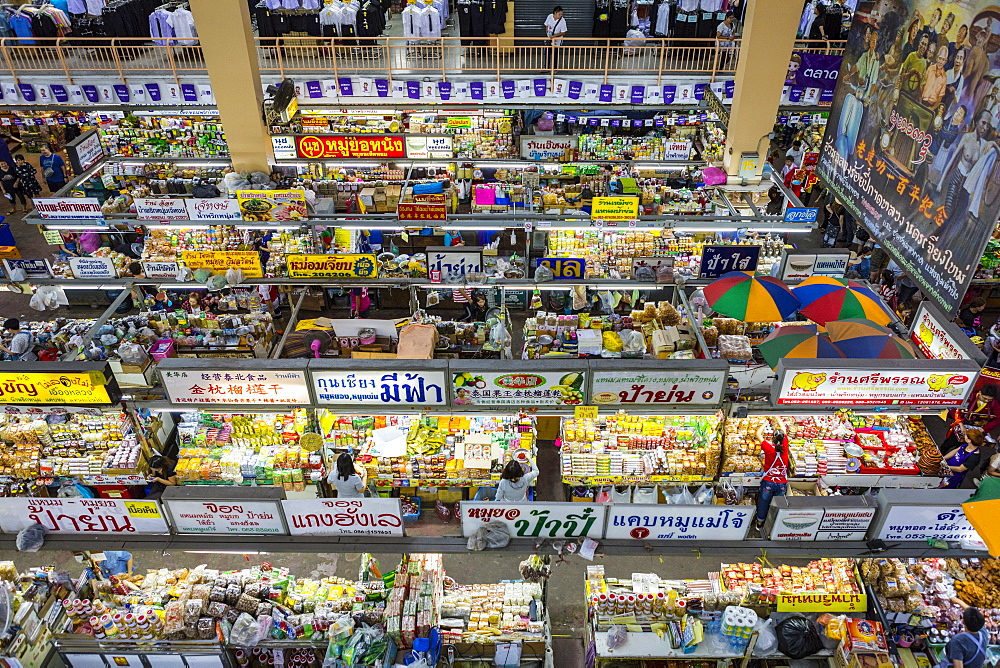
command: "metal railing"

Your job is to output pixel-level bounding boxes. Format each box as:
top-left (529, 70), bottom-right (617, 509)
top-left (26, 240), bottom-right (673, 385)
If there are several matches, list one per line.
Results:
top-left (0, 36), bottom-right (845, 85)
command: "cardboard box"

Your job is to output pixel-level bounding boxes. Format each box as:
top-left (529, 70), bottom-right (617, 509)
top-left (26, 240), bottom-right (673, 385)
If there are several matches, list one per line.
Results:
top-left (351, 351), bottom-right (397, 359)
top-left (359, 187), bottom-right (376, 206)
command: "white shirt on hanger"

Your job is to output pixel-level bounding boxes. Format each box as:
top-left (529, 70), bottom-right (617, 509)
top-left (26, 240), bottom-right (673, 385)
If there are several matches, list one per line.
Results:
top-left (678, 0), bottom-right (699, 11)
top-left (282, 0), bottom-right (300, 8)
top-left (422, 5), bottom-right (442, 37)
top-left (166, 7), bottom-right (198, 43)
top-left (301, 0), bottom-right (321, 8)
top-left (700, 0), bottom-right (722, 11)
top-left (401, 3), bottom-right (420, 38)
top-left (319, 4), bottom-right (338, 25)
top-left (85, 0), bottom-right (104, 16)
top-left (67, 0), bottom-right (86, 13)
top-left (655, 1), bottom-right (670, 35)
top-left (338, 3), bottom-right (358, 31)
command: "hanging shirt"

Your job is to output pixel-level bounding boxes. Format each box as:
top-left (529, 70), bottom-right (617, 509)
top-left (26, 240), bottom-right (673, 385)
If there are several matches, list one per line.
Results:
top-left (282, 0), bottom-right (300, 9)
top-left (593, 0), bottom-right (611, 37)
top-left (420, 5), bottom-right (441, 37)
top-left (401, 3), bottom-right (420, 38)
top-left (166, 8), bottom-right (198, 43)
top-left (67, 0), bottom-right (86, 13)
top-left (654, 0), bottom-right (670, 35)
top-left (700, 0), bottom-right (723, 11)
top-left (319, 4), bottom-right (338, 25)
top-left (8, 14), bottom-right (34, 43)
top-left (149, 9), bottom-right (175, 45)
top-left (338, 3), bottom-right (358, 36)
top-left (301, 0), bottom-right (321, 8)
top-left (85, 0), bottom-right (104, 16)
top-left (50, 0), bottom-right (70, 12)
top-left (678, 0), bottom-right (699, 11)
top-left (265, 0), bottom-right (282, 8)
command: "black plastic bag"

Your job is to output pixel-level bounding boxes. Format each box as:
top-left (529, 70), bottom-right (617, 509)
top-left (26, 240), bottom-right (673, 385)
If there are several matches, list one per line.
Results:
top-left (775, 614), bottom-right (823, 659)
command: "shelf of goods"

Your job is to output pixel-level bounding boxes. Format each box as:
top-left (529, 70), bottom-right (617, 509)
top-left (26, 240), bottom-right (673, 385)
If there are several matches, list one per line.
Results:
top-left (91, 161), bottom-right (229, 198)
top-left (175, 409), bottom-right (324, 489)
top-left (722, 413), bottom-right (943, 483)
top-left (0, 407), bottom-right (146, 493)
top-left (560, 412), bottom-right (721, 487)
top-left (140, 226), bottom-right (315, 279)
top-left (333, 411), bottom-right (535, 490)
top-left (287, 314), bottom-right (505, 361)
top-left (2, 554), bottom-right (548, 668)
top-left (523, 299), bottom-right (701, 360)
top-left (586, 557), bottom-right (876, 666)
top-left (544, 229), bottom-right (787, 280)
top-left (135, 306), bottom-right (276, 360)
top-left (97, 114), bottom-right (229, 159)
top-left (862, 557), bottom-right (1000, 657)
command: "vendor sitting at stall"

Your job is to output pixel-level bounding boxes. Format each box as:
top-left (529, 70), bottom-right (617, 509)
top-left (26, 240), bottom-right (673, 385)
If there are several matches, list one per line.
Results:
top-left (941, 425), bottom-right (985, 489)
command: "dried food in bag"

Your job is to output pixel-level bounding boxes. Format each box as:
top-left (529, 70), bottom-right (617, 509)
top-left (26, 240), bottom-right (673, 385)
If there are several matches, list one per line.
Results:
top-left (198, 617), bottom-right (216, 639)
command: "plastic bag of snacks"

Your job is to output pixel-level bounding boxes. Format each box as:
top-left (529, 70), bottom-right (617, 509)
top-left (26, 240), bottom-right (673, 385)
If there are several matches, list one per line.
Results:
top-left (717, 335), bottom-right (752, 360)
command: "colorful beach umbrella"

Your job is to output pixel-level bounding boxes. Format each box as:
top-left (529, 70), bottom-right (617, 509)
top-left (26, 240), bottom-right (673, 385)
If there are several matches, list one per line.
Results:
top-left (757, 325), bottom-right (845, 370)
top-left (825, 318), bottom-right (892, 342)
top-left (793, 279), bottom-right (894, 326)
top-left (836, 333), bottom-right (916, 360)
top-left (703, 272), bottom-right (801, 322)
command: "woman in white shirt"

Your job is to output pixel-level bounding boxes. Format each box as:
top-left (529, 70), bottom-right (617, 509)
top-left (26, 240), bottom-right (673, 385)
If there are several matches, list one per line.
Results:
top-left (328, 453), bottom-right (367, 498)
top-left (544, 6), bottom-right (567, 69)
top-left (495, 460), bottom-right (539, 503)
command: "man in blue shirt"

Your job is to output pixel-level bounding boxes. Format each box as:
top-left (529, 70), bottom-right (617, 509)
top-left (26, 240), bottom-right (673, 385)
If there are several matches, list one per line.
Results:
top-left (946, 607), bottom-right (989, 668)
top-left (98, 551), bottom-right (133, 578)
top-left (39, 146), bottom-right (66, 193)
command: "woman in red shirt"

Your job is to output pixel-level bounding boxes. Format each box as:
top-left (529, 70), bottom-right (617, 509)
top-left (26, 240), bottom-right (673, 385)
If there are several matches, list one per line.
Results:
top-left (755, 425), bottom-right (789, 529)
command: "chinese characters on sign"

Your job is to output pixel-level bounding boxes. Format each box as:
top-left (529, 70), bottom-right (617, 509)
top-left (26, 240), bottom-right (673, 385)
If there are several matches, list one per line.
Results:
top-left (816, 0), bottom-right (1000, 314)
top-left (161, 370), bottom-right (311, 405)
top-left (397, 202), bottom-right (447, 221)
top-left (590, 370), bottom-right (726, 407)
top-left (453, 371), bottom-right (585, 406)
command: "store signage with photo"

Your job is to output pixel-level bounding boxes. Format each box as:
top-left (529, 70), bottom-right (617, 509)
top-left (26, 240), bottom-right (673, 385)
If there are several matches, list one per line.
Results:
top-left (295, 135), bottom-right (406, 159)
top-left (454, 370), bottom-right (586, 406)
top-left (161, 369), bottom-right (311, 405)
top-left (774, 364), bottom-right (977, 406)
top-left (461, 502), bottom-right (606, 539)
top-left (271, 135), bottom-right (296, 159)
top-left (876, 505), bottom-right (979, 542)
top-left (181, 250), bottom-right (263, 278)
top-left (312, 370), bottom-right (447, 405)
top-left (816, 0), bottom-right (1000, 314)
top-left (185, 198), bottom-right (243, 221)
top-left (282, 499), bottom-right (404, 536)
top-left (536, 257), bottom-right (585, 279)
top-left (0, 498), bottom-right (168, 534)
top-left (910, 301), bottom-right (972, 360)
top-left (699, 245), bottom-right (760, 279)
top-left (164, 500), bottom-right (285, 535)
top-left (0, 371), bottom-right (112, 404)
top-left (3, 258), bottom-right (50, 279)
top-left (590, 197), bottom-right (639, 221)
top-left (285, 254), bottom-right (378, 279)
top-left (35, 197), bottom-right (102, 219)
top-left (398, 202), bottom-right (447, 221)
top-left (519, 136), bottom-right (578, 161)
top-left (133, 197), bottom-right (189, 220)
top-left (404, 135), bottom-right (453, 159)
top-left (590, 369), bottom-right (726, 407)
top-left (605, 505), bottom-right (751, 541)
top-left (236, 189), bottom-right (308, 222)
top-left (68, 256), bottom-right (117, 279)
top-left (141, 261), bottom-right (180, 279)
top-left (770, 507), bottom-right (825, 540)
top-left (780, 251), bottom-right (849, 282)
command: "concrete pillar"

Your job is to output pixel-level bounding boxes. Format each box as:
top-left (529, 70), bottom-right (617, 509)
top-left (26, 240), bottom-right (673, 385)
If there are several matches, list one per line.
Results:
top-left (190, 0), bottom-right (273, 172)
top-left (723, 1), bottom-right (802, 177)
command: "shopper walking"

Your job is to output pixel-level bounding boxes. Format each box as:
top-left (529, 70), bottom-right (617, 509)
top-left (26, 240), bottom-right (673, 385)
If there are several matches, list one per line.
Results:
top-left (39, 145), bottom-right (67, 193)
top-left (945, 606), bottom-right (989, 668)
top-left (0, 161), bottom-right (22, 214)
top-left (941, 425), bottom-right (985, 488)
top-left (13, 155), bottom-right (40, 210)
top-left (754, 423), bottom-right (788, 529)
top-left (495, 460), bottom-right (539, 502)
top-left (544, 6), bottom-right (567, 69)
top-left (328, 453), bottom-right (367, 498)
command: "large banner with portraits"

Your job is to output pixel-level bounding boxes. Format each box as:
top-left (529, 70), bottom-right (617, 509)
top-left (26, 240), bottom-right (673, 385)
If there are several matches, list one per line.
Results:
top-left (817, 0), bottom-right (1000, 314)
